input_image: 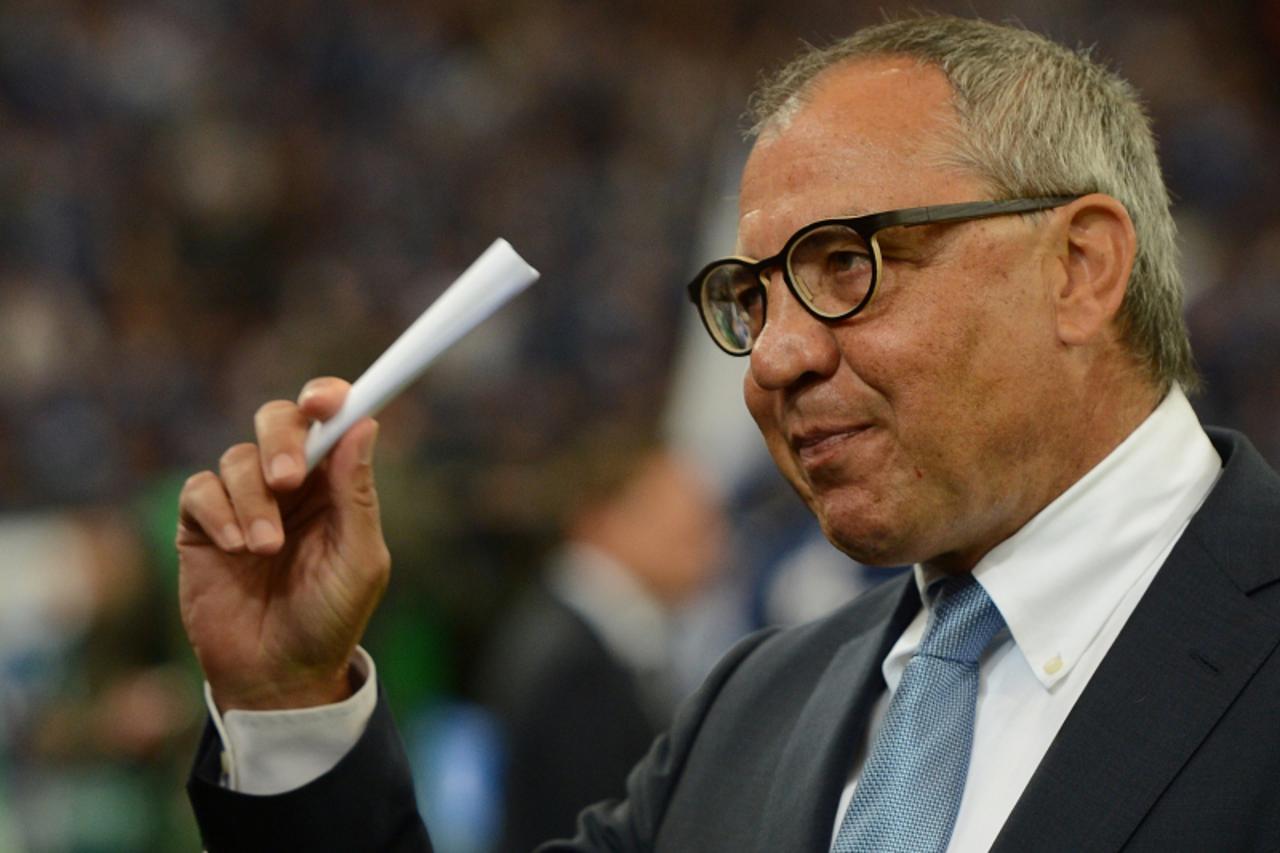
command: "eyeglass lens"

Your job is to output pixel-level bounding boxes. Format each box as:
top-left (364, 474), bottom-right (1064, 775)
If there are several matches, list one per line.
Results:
top-left (701, 265), bottom-right (764, 354)
top-left (787, 224), bottom-right (874, 316)
top-left (700, 224), bottom-right (874, 353)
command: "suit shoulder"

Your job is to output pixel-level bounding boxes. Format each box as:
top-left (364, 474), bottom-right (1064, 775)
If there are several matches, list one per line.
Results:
top-left (689, 574), bottom-right (913, 711)
top-left (733, 576), bottom-right (912, 676)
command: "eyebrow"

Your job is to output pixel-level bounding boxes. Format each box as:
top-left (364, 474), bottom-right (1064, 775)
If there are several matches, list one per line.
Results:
top-left (735, 206), bottom-right (876, 257)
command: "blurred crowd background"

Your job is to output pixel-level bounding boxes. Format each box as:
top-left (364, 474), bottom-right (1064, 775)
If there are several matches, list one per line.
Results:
top-left (1, 0), bottom-right (1277, 850)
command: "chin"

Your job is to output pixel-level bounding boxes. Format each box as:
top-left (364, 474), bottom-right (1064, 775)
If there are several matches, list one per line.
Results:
top-left (814, 503), bottom-right (917, 568)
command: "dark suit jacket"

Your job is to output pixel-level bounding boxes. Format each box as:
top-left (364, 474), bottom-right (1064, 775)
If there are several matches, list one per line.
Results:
top-left (474, 582), bottom-right (664, 851)
top-left (188, 428), bottom-right (1280, 852)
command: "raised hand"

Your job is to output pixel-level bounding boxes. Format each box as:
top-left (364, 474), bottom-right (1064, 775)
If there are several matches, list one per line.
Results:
top-left (177, 377), bottom-right (391, 711)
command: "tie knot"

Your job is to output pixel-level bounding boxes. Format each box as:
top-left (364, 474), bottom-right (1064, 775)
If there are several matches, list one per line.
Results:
top-left (918, 576), bottom-right (1005, 665)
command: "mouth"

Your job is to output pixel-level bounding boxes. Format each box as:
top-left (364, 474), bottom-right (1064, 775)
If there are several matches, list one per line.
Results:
top-left (790, 425), bottom-right (874, 470)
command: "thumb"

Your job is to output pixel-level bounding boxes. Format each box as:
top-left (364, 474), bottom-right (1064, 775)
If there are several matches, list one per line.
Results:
top-left (325, 417), bottom-right (384, 551)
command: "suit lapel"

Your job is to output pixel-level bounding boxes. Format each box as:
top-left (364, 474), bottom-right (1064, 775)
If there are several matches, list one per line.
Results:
top-left (758, 576), bottom-right (921, 852)
top-left (994, 430), bottom-right (1280, 851)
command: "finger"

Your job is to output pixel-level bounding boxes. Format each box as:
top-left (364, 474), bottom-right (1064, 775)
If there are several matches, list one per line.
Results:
top-left (326, 417), bottom-right (390, 580)
top-left (177, 470), bottom-right (247, 552)
top-left (328, 416), bottom-right (379, 507)
top-left (297, 376), bottom-right (352, 423)
top-left (219, 443), bottom-right (284, 554)
top-left (253, 399), bottom-right (310, 491)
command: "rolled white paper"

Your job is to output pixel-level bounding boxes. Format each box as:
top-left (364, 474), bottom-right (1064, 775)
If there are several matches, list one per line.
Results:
top-left (305, 238), bottom-right (540, 471)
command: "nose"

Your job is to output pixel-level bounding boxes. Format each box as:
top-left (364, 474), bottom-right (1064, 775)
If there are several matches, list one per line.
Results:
top-left (748, 268), bottom-right (842, 390)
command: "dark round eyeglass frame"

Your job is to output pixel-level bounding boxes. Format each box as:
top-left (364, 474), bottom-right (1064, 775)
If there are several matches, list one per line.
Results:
top-left (686, 196), bottom-right (1081, 356)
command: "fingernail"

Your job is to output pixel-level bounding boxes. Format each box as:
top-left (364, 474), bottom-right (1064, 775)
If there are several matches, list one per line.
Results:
top-left (221, 524), bottom-right (246, 550)
top-left (270, 453), bottom-right (300, 483)
top-left (248, 519), bottom-right (280, 551)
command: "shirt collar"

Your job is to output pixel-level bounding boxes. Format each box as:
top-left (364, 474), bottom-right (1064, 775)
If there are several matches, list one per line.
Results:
top-left (910, 386), bottom-right (1222, 689)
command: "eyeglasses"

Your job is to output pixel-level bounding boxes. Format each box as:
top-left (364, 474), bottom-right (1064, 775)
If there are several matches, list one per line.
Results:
top-left (686, 196), bottom-right (1080, 355)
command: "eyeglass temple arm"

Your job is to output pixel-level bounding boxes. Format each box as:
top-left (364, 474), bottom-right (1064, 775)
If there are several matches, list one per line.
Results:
top-left (867, 196), bottom-right (1081, 232)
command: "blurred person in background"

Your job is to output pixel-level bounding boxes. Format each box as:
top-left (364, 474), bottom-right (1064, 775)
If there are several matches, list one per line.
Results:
top-left (0, 510), bottom-right (202, 852)
top-left (475, 440), bottom-right (726, 850)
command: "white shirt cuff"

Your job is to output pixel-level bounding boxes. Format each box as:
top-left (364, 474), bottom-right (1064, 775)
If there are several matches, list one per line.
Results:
top-left (204, 647), bottom-right (378, 795)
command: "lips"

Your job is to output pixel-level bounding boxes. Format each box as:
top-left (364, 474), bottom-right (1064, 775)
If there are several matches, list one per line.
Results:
top-left (790, 424), bottom-right (873, 469)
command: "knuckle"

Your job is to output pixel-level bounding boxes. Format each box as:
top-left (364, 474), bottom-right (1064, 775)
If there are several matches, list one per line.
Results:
top-left (371, 545), bottom-right (392, 590)
top-left (301, 376), bottom-right (339, 395)
top-left (219, 442), bottom-right (258, 472)
top-left (182, 470), bottom-right (217, 494)
top-left (254, 398), bottom-right (296, 425)
top-left (349, 479), bottom-right (380, 512)
top-left (375, 541), bottom-right (391, 572)
top-left (298, 376), bottom-right (349, 408)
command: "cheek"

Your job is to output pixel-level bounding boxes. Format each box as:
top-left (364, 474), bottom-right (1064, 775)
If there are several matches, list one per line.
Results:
top-left (836, 290), bottom-right (997, 491)
top-left (880, 264), bottom-right (1054, 480)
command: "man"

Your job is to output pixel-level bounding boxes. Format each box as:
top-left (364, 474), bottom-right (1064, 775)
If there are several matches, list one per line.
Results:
top-left (179, 15), bottom-right (1280, 852)
top-left (476, 445), bottom-right (725, 849)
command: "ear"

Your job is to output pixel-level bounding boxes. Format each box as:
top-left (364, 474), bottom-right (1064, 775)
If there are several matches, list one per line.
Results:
top-left (1049, 193), bottom-right (1136, 347)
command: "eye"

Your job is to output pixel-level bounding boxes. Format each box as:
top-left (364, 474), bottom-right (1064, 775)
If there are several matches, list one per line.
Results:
top-left (736, 284), bottom-right (763, 309)
top-left (788, 224), bottom-right (876, 315)
top-left (828, 249), bottom-right (872, 274)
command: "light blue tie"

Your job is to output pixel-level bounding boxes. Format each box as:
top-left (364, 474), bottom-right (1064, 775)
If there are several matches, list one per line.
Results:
top-left (832, 575), bottom-right (1006, 853)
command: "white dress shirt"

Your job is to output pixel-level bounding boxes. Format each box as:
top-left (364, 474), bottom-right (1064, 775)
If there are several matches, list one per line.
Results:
top-left (212, 387), bottom-right (1222, 846)
top-left (829, 386), bottom-right (1222, 851)
top-left (209, 646), bottom-right (378, 795)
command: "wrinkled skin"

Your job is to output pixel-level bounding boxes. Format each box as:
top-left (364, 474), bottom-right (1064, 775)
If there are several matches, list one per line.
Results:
top-left (739, 58), bottom-right (1148, 573)
top-left (177, 378), bottom-right (389, 710)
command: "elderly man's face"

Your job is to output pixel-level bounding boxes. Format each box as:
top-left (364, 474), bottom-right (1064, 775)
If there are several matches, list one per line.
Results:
top-left (741, 58), bottom-right (1071, 572)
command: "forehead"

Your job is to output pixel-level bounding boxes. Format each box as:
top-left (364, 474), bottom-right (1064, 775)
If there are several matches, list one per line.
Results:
top-left (738, 57), bottom-right (985, 254)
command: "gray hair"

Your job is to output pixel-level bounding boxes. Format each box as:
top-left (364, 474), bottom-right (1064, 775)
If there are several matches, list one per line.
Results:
top-left (748, 15), bottom-right (1197, 392)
